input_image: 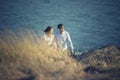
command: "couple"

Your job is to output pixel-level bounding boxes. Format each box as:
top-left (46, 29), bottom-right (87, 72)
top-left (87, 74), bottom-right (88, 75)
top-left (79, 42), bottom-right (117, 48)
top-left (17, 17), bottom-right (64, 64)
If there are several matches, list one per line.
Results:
top-left (44, 24), bottom-right (74, 56)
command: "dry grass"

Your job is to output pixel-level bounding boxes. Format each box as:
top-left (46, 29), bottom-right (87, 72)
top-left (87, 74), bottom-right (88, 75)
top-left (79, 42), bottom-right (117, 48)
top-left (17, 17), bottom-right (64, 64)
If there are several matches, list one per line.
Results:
top-left (80, 46), bottom-right (120, 69)
top-left (78, 45), bottom-right (120, 80)
top-left (1, 29), bottom-right (119, 80)
top-left (0, 29), bottom-right (84, 80)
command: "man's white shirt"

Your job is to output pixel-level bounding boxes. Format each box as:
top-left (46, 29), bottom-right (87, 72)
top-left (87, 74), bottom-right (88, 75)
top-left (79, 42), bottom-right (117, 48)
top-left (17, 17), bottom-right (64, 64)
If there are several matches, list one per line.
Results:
top-left (55, 31), bottom-right (74, 51)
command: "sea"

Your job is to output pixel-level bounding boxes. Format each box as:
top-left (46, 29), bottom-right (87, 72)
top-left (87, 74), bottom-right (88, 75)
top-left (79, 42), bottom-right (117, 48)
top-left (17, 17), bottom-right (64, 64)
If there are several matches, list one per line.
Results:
top-left (0, 0), bottom-right (120, 52)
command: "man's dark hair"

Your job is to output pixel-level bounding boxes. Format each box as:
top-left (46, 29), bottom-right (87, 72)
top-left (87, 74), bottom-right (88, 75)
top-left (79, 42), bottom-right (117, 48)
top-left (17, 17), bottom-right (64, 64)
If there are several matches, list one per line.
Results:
top-left (57, 24), bottom-right (64, 29)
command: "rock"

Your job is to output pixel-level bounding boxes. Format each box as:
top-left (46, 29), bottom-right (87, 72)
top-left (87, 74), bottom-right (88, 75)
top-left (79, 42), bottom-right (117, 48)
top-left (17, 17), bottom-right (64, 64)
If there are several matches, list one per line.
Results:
top-left (0, 58), bottom-right (2, 62)
top-left (18, 67), bottom-right (33, 75)
top-left (19, 75), bottom-right (44, 80)
top-left (84, 66), bottom-right (100, 74)
top-left (76, 45), bottom-right (120, 63)
top-left (19, 75), bottom-right (36, 80)
top-left (96, 61), bottom-right (107, 68)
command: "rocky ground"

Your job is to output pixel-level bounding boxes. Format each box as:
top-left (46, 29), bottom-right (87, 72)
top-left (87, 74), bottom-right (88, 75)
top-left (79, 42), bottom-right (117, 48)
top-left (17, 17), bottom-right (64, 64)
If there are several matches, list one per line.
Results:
top-left (75, 45), bottom-right (120, 80)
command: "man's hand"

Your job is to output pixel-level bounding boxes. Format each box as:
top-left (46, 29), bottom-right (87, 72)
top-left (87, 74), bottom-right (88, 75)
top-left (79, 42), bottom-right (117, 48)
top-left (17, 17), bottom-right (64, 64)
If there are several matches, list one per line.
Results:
top-left (70, 49), bottom-right (74, 57)
top-left (71, 49), bottom-right (74, 54)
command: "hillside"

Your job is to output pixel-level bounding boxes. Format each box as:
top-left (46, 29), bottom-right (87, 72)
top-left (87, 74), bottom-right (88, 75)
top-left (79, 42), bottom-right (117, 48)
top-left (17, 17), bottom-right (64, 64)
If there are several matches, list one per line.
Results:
top-left (76, 45), bottom-right (120, 80)
top-left (0, 30), bottom-right (84, 80)
top-left (0, 30), bottom-right (120, 80)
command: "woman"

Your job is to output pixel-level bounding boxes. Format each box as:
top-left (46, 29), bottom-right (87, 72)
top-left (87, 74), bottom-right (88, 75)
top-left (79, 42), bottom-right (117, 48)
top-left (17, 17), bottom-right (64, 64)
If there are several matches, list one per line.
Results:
top-left (44, 26), bottom-right (56, 47)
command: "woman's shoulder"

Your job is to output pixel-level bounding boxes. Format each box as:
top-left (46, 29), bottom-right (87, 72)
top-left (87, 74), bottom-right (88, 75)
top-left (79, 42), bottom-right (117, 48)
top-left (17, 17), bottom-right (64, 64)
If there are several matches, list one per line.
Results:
top-left (52, 34), bottom-right (55, 38)
top-left (44, 34), bottom-right (47, 38)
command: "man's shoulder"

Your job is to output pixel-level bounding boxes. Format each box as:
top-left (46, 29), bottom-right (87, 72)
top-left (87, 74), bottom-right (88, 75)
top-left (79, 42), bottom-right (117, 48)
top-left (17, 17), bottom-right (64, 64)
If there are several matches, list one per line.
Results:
top-left (64, 31), bottom-right (69, 35)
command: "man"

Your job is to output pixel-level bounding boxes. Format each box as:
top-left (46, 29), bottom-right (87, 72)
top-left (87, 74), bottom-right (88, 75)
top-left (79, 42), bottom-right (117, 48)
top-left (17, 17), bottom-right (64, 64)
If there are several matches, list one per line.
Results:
top-left (55, 24), bottom-right (74, 56)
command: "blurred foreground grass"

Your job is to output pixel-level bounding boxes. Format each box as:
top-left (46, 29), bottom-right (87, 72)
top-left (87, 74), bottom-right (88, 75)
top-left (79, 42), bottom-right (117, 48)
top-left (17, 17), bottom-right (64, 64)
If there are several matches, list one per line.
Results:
top-left (0, 29), bottom-right (120, 80)
top-left (0, 29), bottom-right (84, 80)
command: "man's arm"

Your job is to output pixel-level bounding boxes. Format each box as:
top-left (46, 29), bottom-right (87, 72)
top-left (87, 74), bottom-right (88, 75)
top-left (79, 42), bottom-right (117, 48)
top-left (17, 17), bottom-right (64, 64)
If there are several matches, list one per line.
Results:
top-left (66, 32), bottom-right (74, 54)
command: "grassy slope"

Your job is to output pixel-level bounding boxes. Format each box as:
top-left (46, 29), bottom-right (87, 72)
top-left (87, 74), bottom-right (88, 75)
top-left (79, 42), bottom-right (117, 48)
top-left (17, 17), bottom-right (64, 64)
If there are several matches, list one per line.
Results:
top-left (77, 45), bottom-right (120, 80)
top-left (0, 30), bottom-right (84, 80)
top-left (0, 30), bottom-right (120, 80)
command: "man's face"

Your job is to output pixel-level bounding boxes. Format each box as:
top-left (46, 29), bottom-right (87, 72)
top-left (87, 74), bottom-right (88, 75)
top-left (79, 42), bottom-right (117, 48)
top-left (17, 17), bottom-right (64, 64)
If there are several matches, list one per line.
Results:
top-left (59, 26), bottom-right (64, 33)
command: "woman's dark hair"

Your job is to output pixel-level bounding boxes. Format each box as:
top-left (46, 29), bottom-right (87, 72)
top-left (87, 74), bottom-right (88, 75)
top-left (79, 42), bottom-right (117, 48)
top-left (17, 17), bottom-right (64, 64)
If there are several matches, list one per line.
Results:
top-left (57, 24), bottom-right (64, 29)
top-left (44, 26), bottom-right (53, 33)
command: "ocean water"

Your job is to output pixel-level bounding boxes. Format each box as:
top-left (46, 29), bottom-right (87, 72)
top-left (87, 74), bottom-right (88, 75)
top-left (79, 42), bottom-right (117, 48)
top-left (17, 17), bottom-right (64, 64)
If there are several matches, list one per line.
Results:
top-left (0, 0), bottom-right (120, 51)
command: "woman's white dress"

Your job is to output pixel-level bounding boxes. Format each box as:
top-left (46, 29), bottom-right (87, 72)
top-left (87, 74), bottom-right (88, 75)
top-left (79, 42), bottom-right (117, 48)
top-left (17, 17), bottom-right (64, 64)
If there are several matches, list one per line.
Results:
top-left (44, 34), bottom-right (56, 46)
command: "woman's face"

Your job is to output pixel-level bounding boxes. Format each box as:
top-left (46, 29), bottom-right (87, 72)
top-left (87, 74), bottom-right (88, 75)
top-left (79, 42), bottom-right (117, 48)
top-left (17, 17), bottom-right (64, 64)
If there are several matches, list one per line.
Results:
top-left (49, 28), bottom-right (53, 34)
